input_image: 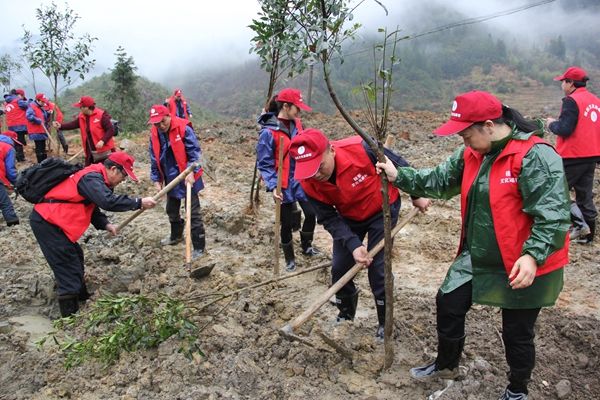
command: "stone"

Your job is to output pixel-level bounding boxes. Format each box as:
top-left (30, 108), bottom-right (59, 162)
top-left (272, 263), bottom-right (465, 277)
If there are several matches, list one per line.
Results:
top-left (555, 379), bottom-right (572, 399)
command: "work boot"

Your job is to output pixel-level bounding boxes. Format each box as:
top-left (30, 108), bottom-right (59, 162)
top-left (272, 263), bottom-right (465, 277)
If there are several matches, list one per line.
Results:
top-left (335, 289), bottom-right (359, 322)
top-left (375, 298), bottom-right (386, 339)
top-left (410, 334), bottom-right (465, 381)
top-left (192, 233), bottom-right (206, 260)
top-left (569, 202), bottom-right (590, 240)
top-left (57, 295), bottom-right (79, 318)
top-left (6, 219), bottom-right (20, 227)
top-left (498, 388), bottom-right (528, 400)
top-left (300, 231), bottom-right (321, 256)
top-left (63, 144), bottom-right (69, 155)
top-left (281, 241), bottom-right (296, 272)
top-left (79, 282), bottom-right (92, 302)
top-left (160, 221), bottom-right (184, 246)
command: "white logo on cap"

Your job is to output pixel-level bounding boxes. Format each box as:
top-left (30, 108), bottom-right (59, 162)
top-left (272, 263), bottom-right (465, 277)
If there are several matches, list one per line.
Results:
top-left (298, 146), bottom-right (306, 155)
top-left (451, 101), bottom-right (458, 111)
top-left (150, 108), bottom-right (158, 116)
top-left (592, 111), bottom-right (598, 123)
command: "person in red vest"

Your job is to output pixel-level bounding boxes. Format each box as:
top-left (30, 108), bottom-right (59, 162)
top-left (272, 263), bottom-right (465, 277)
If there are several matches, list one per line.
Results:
top-left (3, 88), bottom-right (29, 162)
top-left (256, 88), bottom-right (320, 272)
top-left (29, 152), bottom-right (157, 317)
top-left (44, 100), bottom-right (69, 154)
top-left (54, 96), bottom-right (115, 165)
top-left (25, 93), bottom-right (50, 163)
top-left (546, 66), bottom-right (600, 244)
top-left (289, 128), bottom-right (430, 339)
top-left (0, 131), bottom-right (21, 226)
top-left (165, 89), bottom-right (192, 120)
top-left (148, 105), bottom-right (206, 259)
top-left (377, 91), bottom-right (570, 400)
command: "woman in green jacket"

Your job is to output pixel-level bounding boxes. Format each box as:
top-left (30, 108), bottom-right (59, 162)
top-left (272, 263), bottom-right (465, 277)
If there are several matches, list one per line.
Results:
top-left (377, 91), bottom-right (570, 400)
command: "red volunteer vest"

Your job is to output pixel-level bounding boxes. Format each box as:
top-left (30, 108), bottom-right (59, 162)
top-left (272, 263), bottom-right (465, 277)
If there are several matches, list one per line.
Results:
top-left (460, 136), bottom-right (569, 277)
top-left (26, 103), bottom-right (46, 135)
top-left (0, 142), bottom-right (12, 187)
top-left (5, 98), bottom-right (28, 127)
top-left (269, 118), bottom-right (303, 190)
top-left (556, 88), bottom-right (600, 158)
top-left (150, 116), bottom-right (203, 181)
top-left (78, 107), bottom-right (115, 155)
top-left (34, 164), bottom-right (108, 243)
top-left (300, 136), bottom-right (399, 221)
top-left (168, 96), bottom-right (190, 120)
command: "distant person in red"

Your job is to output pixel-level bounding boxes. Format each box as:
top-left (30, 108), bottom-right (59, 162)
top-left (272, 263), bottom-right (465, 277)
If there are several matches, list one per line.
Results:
top-left (26, 93), bottom-right (50, 163)
top-left (54, 96), bottom-right (115, 165)
top-left (546, 66), bottom-right (600, 244)
top-left (44, 100), bottom-right (69, 155)
top-left (3, 88), bottom-right (29, 162)
top-left (165, 89), bottom-right (192, 120)
top-left (0, 131), bottom-right (21, 226)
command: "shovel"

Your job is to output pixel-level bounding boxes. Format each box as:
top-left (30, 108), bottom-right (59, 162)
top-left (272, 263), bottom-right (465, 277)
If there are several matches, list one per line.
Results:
top-left (183, 180), bottom-right (215, 279)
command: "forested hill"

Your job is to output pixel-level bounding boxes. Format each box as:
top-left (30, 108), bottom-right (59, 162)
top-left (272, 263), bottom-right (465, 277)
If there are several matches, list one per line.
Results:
top-left (168, 0), bottom-right (600, 118)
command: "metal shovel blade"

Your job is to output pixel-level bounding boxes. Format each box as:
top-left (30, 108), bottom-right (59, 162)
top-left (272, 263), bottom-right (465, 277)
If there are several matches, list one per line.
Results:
top-left (189, 263), bottom-right (215, 279)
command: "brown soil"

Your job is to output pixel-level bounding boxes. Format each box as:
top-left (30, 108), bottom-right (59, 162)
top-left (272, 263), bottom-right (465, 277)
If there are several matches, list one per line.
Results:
top-left (0, 110), bottom-right (598, 400)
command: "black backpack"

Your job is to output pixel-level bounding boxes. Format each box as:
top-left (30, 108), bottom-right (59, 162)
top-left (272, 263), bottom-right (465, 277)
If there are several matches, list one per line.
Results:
top-left (15, 158), bottom-right (83, 203)
top-left (110, 118), bottom-right (120, 136)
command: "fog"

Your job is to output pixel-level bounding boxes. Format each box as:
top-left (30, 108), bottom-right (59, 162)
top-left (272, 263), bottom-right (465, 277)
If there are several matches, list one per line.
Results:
top-left (1, 0), bottom-right (598, 94)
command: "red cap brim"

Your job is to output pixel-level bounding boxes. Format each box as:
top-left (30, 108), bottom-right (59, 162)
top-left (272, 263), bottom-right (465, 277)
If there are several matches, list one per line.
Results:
top-left (293, 154), bottom-right (323, 180)
top-left (72, 102), bottom-right (83, 107)
top-left (433, 120), bottom-right (475, 136)
top-left (123, 167), bottom-right (138, 182)
top-left (148, 115), bottom-right (164, 124)
top-left (553, 74), bottom-right (566, 81)
top-left (296, 103), bottom-right (312, 112)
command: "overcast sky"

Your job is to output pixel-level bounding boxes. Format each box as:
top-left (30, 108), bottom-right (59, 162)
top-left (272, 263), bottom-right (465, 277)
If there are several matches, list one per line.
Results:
top-left (1, 0), bottom-right (591, 92)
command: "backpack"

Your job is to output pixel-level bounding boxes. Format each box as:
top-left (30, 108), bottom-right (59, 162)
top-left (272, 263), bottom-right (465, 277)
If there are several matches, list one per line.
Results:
top-left (15, 158), bottom-right (83, 203)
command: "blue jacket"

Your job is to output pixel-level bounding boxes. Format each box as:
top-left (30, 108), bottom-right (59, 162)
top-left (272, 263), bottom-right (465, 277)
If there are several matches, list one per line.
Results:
top-left (0, 135), bottom-right (17, 185)
top-left (149, 124), bottom-right (204, 199)
top-left (256, 112), bottom-right (307, 204)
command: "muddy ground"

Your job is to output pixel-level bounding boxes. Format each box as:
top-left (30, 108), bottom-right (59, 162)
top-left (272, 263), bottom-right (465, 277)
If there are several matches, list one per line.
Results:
top-left (0, 110), bottom-right (599, 400)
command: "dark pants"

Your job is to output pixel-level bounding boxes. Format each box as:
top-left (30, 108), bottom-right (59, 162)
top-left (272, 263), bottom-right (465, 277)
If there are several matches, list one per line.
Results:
top-left (29, 209), bottom-right (85, 296)
top-left (11, 129), bottom-right (27, 161)
top-left (564, 161), bottom-right (597, 222)
top-left (57, 130), bottom-right (68, 153)
top-left (34, 139), bottom-right (47, 163)
top-left (436, 282), bottom-right (540, 394)
top-left (0, 184), bottom-right (18, 224)
top-left (280, 200), bottom-right (317, 244)
top-left (332, 199), bottom-right (400, 300)
top-left (166, 194), bottom-right (205, 250)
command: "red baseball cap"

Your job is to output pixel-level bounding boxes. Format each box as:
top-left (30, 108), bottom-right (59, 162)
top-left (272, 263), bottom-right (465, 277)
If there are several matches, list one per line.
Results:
top-left (1, 131), bottom-right (23, 146)
top-left (72, 96), bottom-right (95, 108)
top-left (14, 89), bottom-right (25, 96)
top-left (554, 66), bottom-right (588, 82)
top-left (148, 105), bottom-right (171, 124)
top-left (289, 128), bottom-right (329, 180)
top-left (107, 151), bottom-right (138, 182)
top-left (277, 88), bottom-right (312, 112)
top-left (35, 93), bottom-right (49, 104)
top-left (433, 91), bottom-right (503, 136)
top-left (173, 89), bottom-right (182, 96)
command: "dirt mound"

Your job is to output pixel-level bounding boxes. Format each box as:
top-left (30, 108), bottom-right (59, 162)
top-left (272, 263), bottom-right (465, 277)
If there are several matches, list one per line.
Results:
top-left (0, 111), bottom-right (598, 400)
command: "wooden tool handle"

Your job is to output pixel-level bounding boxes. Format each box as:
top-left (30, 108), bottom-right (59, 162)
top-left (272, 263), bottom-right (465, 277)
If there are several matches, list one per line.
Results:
top-left (185, 181), bottom-right (192, 264)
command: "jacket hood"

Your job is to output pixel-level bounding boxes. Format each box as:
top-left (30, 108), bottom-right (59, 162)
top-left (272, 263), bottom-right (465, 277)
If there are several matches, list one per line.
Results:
top-left (257, 112), bottom-right (279, 129)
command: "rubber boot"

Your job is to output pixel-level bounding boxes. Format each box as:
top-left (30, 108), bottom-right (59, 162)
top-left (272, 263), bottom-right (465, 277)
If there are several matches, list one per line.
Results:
top-left (582, 219), bottom-right (596, 244)
top-left (6, 219), bottom-right (20, 227)
top-left (161, 221), bottom-right (184, 246)
top-left (335, 289), bottom-right (359, 322)
top-left (300, 231), bottom-right (321, 256)
top-left (35, 151), bottom-right (47, 164)
top-left (15, 144), bottom-right (25, 162)
top-left (498, 388), bottom-right (528, 400)
top-left (281, 241), bottom-right (296, 272)
top-left (569, 202), bottom-right (590, 241)
top-left (192, 233), bottom-right (206, 260)
top-left (58, 295), bottom-right (79, 318)
top-left (375, 298), bottom-right (385, 339)
top-left (79, 282), bottom-right (92, 302)
top-left (410, 334), bottom-right (465, 381)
